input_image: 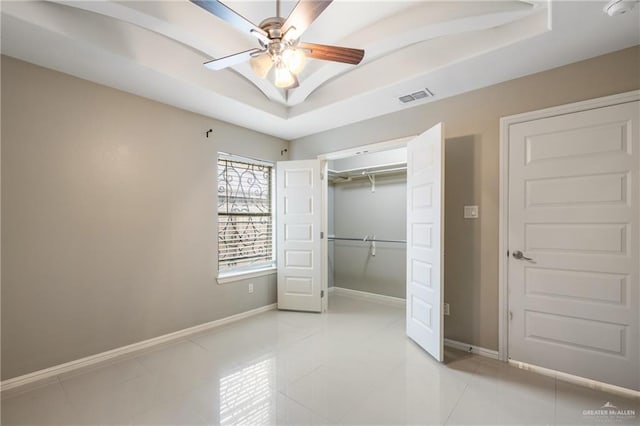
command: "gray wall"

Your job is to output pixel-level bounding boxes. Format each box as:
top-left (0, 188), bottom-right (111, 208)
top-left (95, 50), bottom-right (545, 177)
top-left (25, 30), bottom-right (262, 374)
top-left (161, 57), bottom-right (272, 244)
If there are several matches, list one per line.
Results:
top-left (290, 46), bottom-right (640, 351)
top-left (327, 184), bottom-right (335, 288)
top-left (1, 56), bottom-right (288, 380)
top-left (332, 174), bottom-right (406, 299)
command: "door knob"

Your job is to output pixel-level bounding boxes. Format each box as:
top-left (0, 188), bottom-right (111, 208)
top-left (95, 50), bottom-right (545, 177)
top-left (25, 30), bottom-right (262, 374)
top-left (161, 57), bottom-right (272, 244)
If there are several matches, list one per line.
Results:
top-left (512, 250), bottom-right (533, 261)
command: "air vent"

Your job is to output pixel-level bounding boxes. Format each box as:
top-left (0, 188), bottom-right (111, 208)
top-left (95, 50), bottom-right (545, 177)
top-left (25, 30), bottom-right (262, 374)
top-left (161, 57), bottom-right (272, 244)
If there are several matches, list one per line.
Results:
top-left (399, 88), bottom-right (434, 104)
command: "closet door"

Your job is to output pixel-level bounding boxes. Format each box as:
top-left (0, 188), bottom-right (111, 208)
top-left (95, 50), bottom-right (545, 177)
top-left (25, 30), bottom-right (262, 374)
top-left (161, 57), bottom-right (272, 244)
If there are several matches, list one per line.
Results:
top-left (406, 123), bottom-right (445, 361)
top-left (276, 160), bottom-right (323, 312)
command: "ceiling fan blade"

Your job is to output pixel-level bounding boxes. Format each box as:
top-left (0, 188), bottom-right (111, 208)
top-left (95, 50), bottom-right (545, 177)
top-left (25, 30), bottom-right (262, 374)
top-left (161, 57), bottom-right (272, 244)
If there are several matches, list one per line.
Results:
top-left (298, 42), bottom-right (364, 65)
top-left (282, 0), bottom-right (332, 41)
top-left (191, 1), bottom-right (268, 42)
top-left (204, 48), bottom-right (264, 70)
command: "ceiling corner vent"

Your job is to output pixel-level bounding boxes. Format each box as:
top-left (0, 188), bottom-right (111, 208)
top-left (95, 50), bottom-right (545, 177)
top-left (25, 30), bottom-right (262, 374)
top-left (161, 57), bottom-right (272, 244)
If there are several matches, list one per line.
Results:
top-left (399, 88), bottom-right (434, 104)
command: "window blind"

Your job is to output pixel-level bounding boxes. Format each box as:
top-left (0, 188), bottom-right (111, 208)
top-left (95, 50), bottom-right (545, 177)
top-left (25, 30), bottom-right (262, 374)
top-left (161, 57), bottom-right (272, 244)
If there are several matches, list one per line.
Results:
top-left (217, 156), bottom-right (274, 271)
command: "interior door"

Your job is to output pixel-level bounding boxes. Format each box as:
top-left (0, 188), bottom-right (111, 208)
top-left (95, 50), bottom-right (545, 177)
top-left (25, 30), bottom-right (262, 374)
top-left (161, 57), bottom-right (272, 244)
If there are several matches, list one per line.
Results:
top-left (406, 123), bottom-right (445, 362)
top-left (508, 101), bottom-right (639, 390)
top-left (276, 160), bottom-right (323, 312)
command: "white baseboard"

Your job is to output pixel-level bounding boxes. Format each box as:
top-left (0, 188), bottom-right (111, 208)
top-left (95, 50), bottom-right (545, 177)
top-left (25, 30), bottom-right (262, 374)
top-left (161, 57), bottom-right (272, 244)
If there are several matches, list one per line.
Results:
top-left (508, 359), bottom-right (640, 399)
top-left (444, 338), bottom-right (500, 360)
top-left (1, 303), bottom-right (277, 394)
top-left (329, 290), bottom-right (500, 361)
top-left (330, 286), bottom-right (405, 307)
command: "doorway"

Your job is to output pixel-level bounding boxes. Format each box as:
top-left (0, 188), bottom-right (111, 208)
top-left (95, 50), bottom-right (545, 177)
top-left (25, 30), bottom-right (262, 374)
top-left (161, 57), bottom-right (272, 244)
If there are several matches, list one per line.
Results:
top-left (326, 146), bottom-right (408, 302)
top-left (500, 91), bottom-right (640, 391)
top-left (319, 124), bottom-right (445, 361)
top-left (276, 124), bottom-right (445, 361)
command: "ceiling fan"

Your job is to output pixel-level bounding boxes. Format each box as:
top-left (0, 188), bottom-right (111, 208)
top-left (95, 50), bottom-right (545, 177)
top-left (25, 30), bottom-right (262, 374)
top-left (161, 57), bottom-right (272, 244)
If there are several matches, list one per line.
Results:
top-left (191, 0), bottom-right (365, 89)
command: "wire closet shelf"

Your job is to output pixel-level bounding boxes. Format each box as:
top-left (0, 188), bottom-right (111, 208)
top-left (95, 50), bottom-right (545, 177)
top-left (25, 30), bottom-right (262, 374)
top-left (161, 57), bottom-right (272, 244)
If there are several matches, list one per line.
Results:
top-left (327, 236), bottom-right (406, 244)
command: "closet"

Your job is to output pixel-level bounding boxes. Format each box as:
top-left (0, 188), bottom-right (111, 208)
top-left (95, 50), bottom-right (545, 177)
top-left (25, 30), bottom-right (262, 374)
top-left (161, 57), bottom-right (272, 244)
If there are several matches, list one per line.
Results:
top-left (326, 148), bottom-right (407, 300)
top-left (279, 123), bottom-right (444, 361)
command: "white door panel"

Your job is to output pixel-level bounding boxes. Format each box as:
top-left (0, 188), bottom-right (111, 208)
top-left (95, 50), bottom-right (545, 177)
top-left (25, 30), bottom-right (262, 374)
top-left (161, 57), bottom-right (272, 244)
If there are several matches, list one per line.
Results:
top-left (508, 101), bottom-right (639, 391)
top-left (277, 160), bottom-right (322, 312)
top-left (406, 123), bottom-right (444, 362)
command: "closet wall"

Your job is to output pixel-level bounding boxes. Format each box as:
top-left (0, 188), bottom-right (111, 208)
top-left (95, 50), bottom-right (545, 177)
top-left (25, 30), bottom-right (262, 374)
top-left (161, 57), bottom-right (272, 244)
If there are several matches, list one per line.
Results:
top-left (330, 173), bottom-right (406, 299)
top-left (327, 185), bottom-right (335, 288)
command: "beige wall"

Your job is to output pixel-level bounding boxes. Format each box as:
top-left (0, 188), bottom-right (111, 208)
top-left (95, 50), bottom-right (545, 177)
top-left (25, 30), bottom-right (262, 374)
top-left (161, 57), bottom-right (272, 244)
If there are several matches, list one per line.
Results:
top-left (1, 56), bottom-right (288, 380)
top-left (2, 46), bottom-right (639, 379)
top-left (291, 46), bottom-right (640, 350)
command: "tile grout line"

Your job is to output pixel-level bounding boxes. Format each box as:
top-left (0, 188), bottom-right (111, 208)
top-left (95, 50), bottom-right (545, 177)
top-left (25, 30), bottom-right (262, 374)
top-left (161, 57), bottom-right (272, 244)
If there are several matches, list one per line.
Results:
top-left (443, 378), bottom-right (471, 425)
top-left (334, 358), bottom-right (406, 424)
top-left (54, 375), bottom-right (70, 403)
top-left (276, 389), bottom-right (331, 424)
top-left (54, 374), bottom-right (86, 422)
top-left (186, 336), bottom-right (211, 353)
top-left (442, 356), bottom-right (484, 425)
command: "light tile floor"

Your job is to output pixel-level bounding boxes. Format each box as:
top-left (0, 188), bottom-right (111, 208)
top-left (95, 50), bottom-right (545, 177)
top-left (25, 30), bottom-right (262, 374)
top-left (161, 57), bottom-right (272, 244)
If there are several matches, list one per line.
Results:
top-left (2, 294), bottom-right (639, 425)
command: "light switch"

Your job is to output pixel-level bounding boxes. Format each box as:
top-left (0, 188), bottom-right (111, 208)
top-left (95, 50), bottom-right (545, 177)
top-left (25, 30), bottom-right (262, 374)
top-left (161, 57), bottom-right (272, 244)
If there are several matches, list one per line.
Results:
top-left (464, 205), bottom-right (479, 219)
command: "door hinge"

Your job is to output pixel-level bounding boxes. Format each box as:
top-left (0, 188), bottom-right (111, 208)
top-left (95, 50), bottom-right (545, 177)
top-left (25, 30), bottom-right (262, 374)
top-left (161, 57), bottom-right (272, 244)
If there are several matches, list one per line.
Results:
top-left (509, 311), bottom-right (513, 320)
top-left (321, 290), bottom-right (325, 298)
top-left (320, 172), bottom-right (325, 180)
top-left (320, 231), bottom-right (324, 239)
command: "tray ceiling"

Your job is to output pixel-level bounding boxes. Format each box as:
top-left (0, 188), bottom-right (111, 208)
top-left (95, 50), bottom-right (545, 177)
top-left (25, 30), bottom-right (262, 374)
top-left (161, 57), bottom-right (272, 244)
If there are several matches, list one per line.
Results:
top-left (1, 1), bottom-right (639, 139)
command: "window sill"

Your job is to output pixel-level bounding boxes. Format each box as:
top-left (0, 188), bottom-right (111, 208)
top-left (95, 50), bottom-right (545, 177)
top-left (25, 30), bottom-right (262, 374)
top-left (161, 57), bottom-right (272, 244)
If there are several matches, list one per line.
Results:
top-left (216, 267), bottom-right (277, 284)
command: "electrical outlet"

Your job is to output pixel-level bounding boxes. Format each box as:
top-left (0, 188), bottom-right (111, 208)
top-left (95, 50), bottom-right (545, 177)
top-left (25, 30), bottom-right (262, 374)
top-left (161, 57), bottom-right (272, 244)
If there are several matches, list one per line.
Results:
top-left (248, 283), bottom-right (254, 294)
top-left (444, 303), bottom-right (450, 316)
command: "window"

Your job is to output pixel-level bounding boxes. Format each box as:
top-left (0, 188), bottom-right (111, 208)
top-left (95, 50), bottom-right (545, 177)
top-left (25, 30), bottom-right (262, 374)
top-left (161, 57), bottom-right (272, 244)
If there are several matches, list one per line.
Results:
top-left (217, 154), bottom-right (275, 275)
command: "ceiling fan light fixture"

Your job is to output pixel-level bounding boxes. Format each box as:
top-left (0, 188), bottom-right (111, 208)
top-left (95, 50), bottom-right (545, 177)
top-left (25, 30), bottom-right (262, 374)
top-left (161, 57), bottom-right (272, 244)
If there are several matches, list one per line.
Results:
top-left (274, 61), bottom-right (296, 88)
top-left (282, 47), bottom-right (306, 75)
top-left (250, 53), bottom-right (273, 79)
top-left (282, 26), bottom-right (300, 43)
top-left (191, 0), bottom-right (364, 91)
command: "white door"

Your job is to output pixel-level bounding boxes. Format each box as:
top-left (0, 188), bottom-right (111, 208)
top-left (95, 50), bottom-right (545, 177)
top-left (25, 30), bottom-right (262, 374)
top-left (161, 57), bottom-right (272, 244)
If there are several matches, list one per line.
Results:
top-left (508, 101), bottom-right (639, 390)
top-left (406, 123), bottom-right (445, 362)
top-left (277, 160), bottom-right (323, 312)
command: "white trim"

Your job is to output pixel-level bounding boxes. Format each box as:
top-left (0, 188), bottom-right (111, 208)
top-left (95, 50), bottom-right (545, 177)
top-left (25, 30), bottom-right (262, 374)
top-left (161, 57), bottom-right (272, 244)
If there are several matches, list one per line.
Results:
top-left (321, 160), bottom-right (329, 313)
top-left (331, 286), bottom-right (405, 307)
top-left (1, 303), bottom-right (277, 394)
top-left (498, 100), bottom-right (510, 362)
top-left (328, 162), bottom-right (406, 175)
top-left (508, 359), bottom-right (640, 399)
top-left (317, 136), bottom-right (415, 161)
top-left (444, 338), bottom-right (500, 360)
top-left (500, 90), bottom-right (640, 127)
top-left (218, 151), bottom-right (275, 168)
top-left (331, 288), bottom-right (501, 361)
top-left (217, 266), bottom-right (276, 284)
top-left (498, 90), bottom-right (640, 363)
top-left (317, 135), bottom-right (417, 312)
top-left (318, 136), bottom-right (414, 314)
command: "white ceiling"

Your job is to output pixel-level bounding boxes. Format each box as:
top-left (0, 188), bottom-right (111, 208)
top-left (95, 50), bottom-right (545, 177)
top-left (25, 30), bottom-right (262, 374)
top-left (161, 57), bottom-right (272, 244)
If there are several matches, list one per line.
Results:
top-left (1, 1), bottom-right (639, 140)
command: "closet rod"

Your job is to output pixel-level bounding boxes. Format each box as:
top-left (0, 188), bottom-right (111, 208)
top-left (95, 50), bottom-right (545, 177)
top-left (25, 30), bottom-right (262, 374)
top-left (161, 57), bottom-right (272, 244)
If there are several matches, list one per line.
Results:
top-left (328, 236), bottom-right (406, 244)
top-left (361, 166), bottom-right (407, 176)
